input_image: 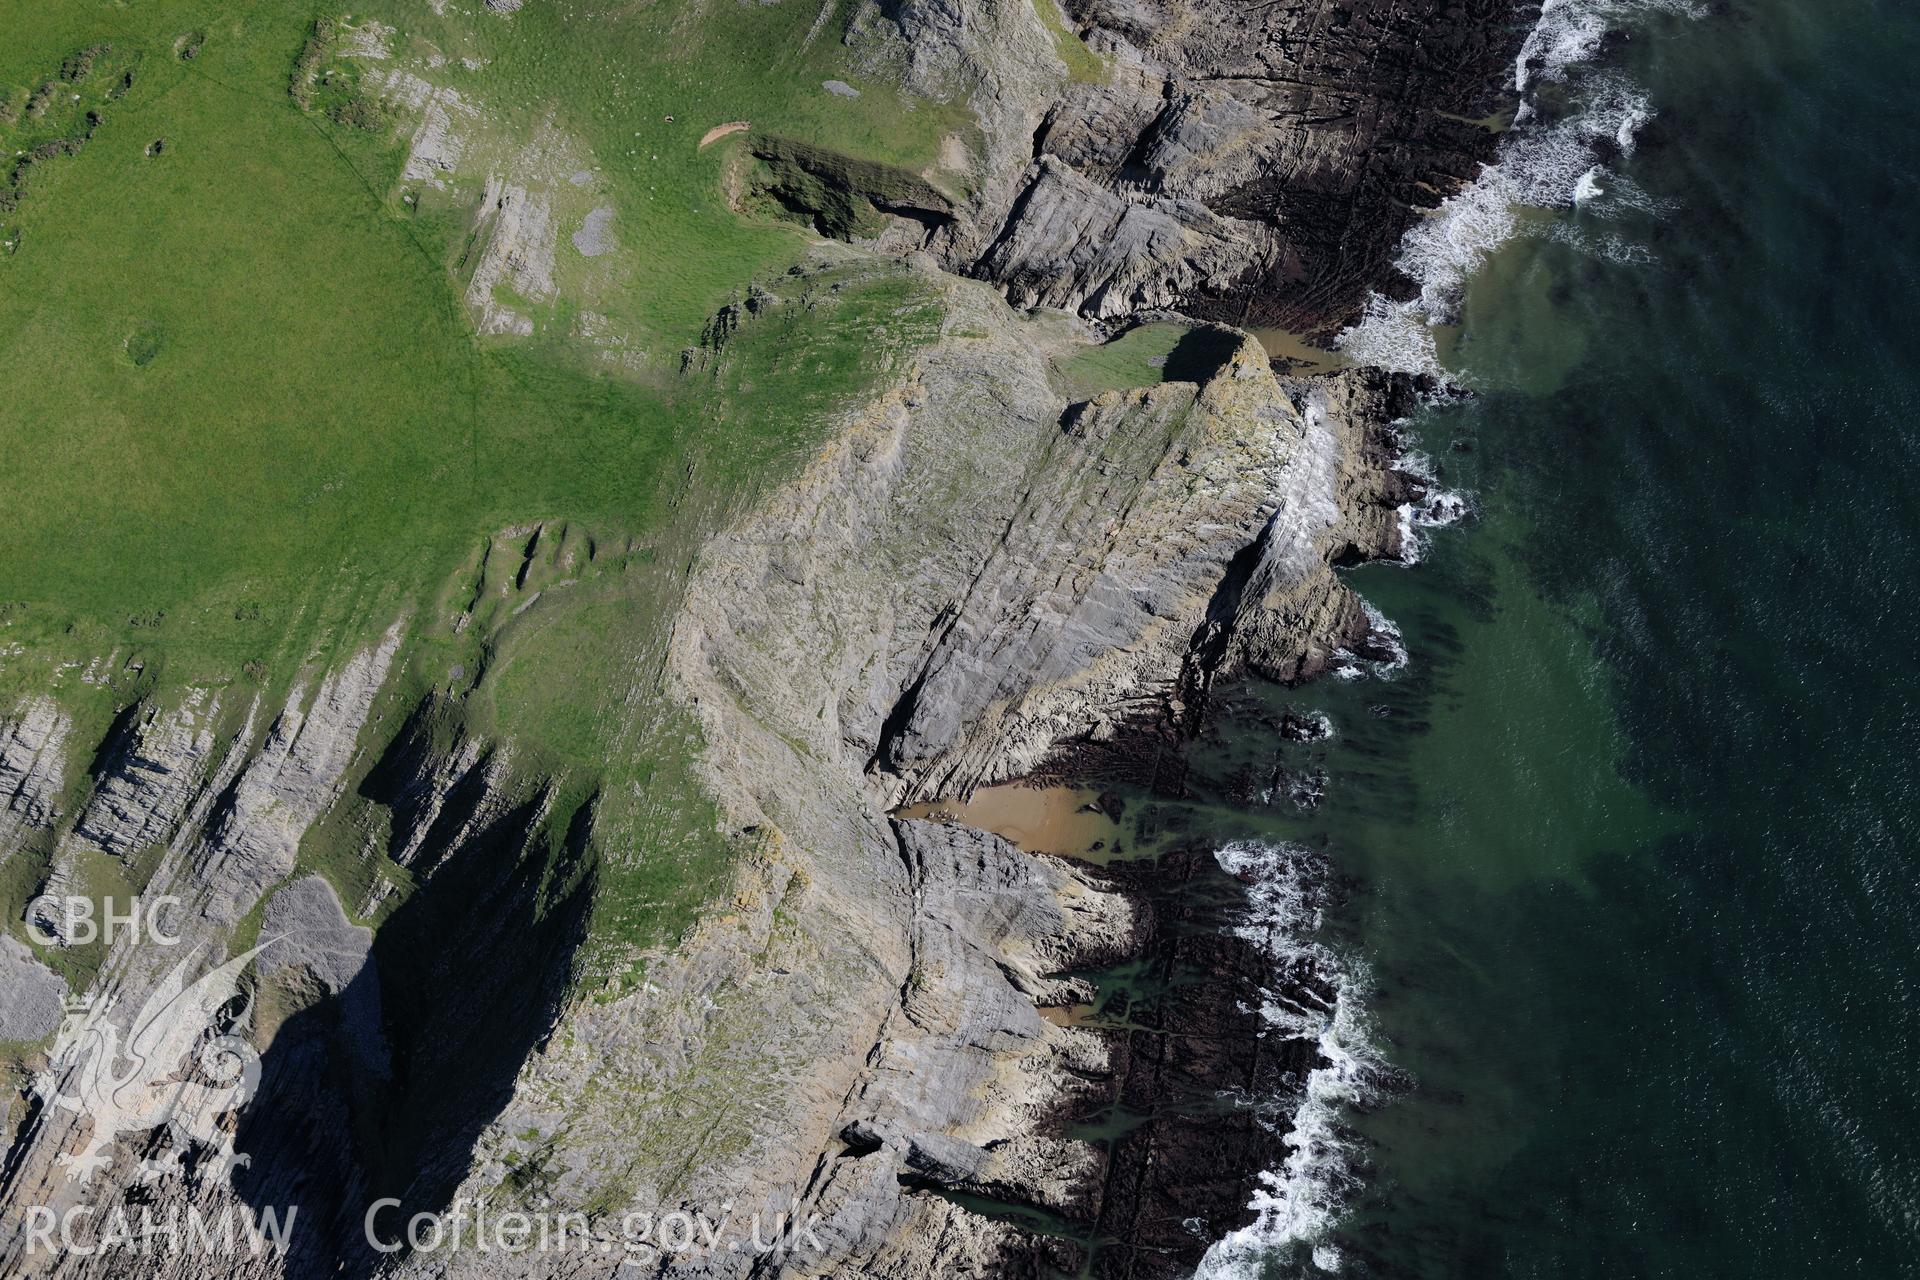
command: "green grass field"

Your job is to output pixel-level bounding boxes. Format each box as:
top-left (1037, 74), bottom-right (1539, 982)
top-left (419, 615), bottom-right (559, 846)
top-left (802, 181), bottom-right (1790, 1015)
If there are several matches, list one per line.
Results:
top-left (0, 0), bottom-right (954, 985)
top-left (1051, 321), bottom-right (1245, 399)
top-left (0, 0), bottom-right (960, 677)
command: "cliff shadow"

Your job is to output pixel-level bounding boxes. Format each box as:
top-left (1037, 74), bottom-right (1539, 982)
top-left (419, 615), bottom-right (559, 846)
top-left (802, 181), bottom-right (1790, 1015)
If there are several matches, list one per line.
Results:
top-left (1162, 325), bottom-right (1243, 384)
top-left (231, 788), bottom-right (599, 1276)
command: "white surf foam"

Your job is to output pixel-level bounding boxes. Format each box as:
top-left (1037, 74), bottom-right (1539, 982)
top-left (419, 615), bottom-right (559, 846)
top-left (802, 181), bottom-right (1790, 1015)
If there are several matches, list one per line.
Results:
top-left (1389, 445), bottom-right (1473, 566)
top-left (1395, 488), bottom-right (1471, 566)
top-left (1200, 6), bottom-right (1697, 1274)
top-left (1197, 842), bottom-right (1386, 1278)
top-left (1330, 600), bottom-right (1406, 681)
top-left (1336, 0), bottom-right (1698, 378)
top-left (1519, 0), bottom-right (1701, 92)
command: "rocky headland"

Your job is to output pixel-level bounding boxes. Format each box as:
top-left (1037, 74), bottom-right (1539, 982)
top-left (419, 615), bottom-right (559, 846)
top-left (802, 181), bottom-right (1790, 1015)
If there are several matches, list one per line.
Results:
top-left (0, 0), bottom-right (1528, 1275)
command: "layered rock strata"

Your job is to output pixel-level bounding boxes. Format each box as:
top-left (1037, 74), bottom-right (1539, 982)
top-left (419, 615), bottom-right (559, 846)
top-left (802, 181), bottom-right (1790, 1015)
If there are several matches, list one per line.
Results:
top-left (0, 0), bottom-right (1528, 1272)
top-left (873, 0), bottom-right (1525, 334)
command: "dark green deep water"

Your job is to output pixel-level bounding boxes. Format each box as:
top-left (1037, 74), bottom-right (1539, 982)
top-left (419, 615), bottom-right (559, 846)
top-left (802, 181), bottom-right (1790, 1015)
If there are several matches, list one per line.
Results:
top-left (1209, 0), bottom-right (1920, 1274)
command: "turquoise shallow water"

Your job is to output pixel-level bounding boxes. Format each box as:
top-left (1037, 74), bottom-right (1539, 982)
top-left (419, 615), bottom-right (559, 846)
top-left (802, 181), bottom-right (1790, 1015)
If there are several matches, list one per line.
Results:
top-left (1214, 0), bottom-right (1920, 1273)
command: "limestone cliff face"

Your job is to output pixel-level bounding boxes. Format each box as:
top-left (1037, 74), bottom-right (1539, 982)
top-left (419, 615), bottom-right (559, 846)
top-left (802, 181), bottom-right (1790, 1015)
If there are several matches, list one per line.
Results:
top-left (0, 629), bottom-right (405, 1279)
top-left (0, 700), bottom-right (68, 860)
top-left (0, 189), bottom-right (1424, 1280)
top-left (409, 266), bottom-right (1410, 1277)
top-left (875, 0), bottom-right (1521, 334)
top-left (0, 645), bottom-right (601, 1280)
top-left (690, 295), bottom-right (1400, 816)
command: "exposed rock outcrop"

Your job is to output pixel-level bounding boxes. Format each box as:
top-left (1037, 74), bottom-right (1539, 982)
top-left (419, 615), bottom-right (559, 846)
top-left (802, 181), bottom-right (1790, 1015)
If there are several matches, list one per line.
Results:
top-left (194, 626), bottom-right (404, 925)
top-left (0, 627), bottom-right (405, 1270)
top-left (466, 178), bottom-right (556, 337)
top-left (878, 0), bottom-right (1526, 335)
top-left (975, 153), bottom-right (1264, 321)
top-left (0, 698), bottom-right (70, 860)
top-left (371, 265), bottom-right (1400, 1277)
top-left (782, 819), bottom-right (1134, 1276)
top-left (0, 615), bottom-right (604, 1280)
top-left (69, 691), bottom-right (219, 861)
top-left (0, 938), bottom-right (64, 1044)
top-left (259, 875), bottom-right (375, 1000)
top-left (675, 268), bottom-right (1403, 814)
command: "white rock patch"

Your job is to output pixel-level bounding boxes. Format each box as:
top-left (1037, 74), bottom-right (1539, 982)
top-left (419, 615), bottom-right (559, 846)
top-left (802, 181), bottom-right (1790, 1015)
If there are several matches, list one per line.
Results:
top-left (0, 937), bottom-right (66, 1043)
top-left (572, 205), bottom-right (616, 257)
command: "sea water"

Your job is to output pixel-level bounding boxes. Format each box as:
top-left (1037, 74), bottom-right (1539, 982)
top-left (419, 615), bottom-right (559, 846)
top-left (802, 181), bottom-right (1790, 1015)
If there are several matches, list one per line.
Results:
top-left (1200, 0), bottom-right (1920, 1273)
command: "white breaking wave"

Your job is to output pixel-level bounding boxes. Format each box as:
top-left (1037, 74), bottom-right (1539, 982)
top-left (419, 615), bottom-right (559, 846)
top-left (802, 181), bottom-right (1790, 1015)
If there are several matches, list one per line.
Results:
top-left (1196, 6), bottom-right (1698, 1276)
top-left (1395, 488), bottom-right (1471, 566)
top-left (1518, 0), bottom-right (1701, 92)
top-left (1336, 0), bottom-right (1700, 378)
top-left (1197, 842), bottom-right (1386, 1278)
top-left (1330, 600), bottom-right (1406, 681)
top-left (1391, 445), bottom-right (1473, 566)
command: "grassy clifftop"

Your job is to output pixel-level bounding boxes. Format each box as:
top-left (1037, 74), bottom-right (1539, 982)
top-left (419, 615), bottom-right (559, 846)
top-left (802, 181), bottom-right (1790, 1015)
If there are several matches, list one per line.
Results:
top-left (0, 0), bottom-right (952, 1001)
top-left (0, 0), bottom-right (962, 684)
